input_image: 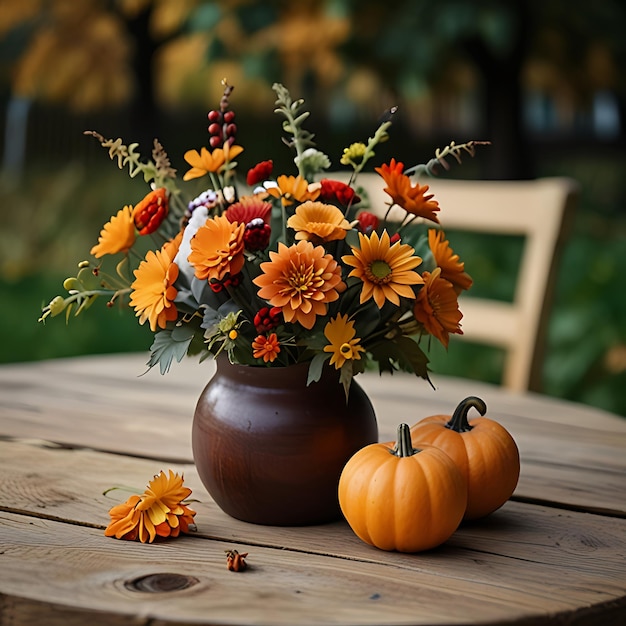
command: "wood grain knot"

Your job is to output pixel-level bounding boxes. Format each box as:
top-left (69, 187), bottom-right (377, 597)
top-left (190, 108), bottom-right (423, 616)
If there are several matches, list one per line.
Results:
top-left (125, 573), bottom-right (199, 593)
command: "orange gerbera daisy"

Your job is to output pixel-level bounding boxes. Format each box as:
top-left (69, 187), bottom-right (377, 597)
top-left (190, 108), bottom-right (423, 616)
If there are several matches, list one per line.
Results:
top-left (413, 267), bottom-right (463, 348)
top-left (253, 240), bottom-right (345, 330)
top-left (183, 143), bottom-right (244, 181)
top-left (104, 470), bottom-right (196, 543)
top-left (342, 230), bottom-right (423, 308)
top-left (375, 158), bottom-right (440, 223)
top-left (90, 205), bottom-right (136, 258)
top-left (323, 314), bottom-right (365, 369)
top-left (428, 229), bottom-right (473, 293)
top-left (129, 241), bottom-right (179, 332)
top-left (287, 201), bottom-right (352, 243)
top-left (252, 333), bottom-right (281, 363)
top-left (188, 214), bottom-right (245, 283)
top-left (266, 174), bottom-right (321, 206)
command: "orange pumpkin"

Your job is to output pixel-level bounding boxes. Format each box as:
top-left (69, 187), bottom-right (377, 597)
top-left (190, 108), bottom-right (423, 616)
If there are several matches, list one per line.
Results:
top-left (338, 423), bottom-right (467, 552)
top-left (410, 396), bottom-right (520, 520)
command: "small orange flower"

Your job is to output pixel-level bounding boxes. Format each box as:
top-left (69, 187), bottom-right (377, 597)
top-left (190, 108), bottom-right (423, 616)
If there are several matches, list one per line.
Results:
top-left (183, 143), bottom-right (244, 181)
top-left (375, 158), bottom-right (440, 223)
top-left (342, 230), bottom-right (423, 308)
top-left (188, 214), bottom-right (246, 283)
top-left (428, 229), bottom-right (473, 293)
top-left (252, 333), bottom-right (281, 362)
top-left (287, 200), bottom-right (352, 243)
top-left (104, 470), bottom-right (196, 543)
top-left (413, 267), bottom-right (463, 348)
top-left (133, 187), bottom-right (169, 235)
top-left (323, 314), bottom-right (365, 369)
top-left (129, 239), bottom-right (180, 332)
top-left (253, 240), bottom-right (345, 330)
top-left (90, 205), bottom-right (136, 258)
top-left (266, 174), bottom-right (320, 206)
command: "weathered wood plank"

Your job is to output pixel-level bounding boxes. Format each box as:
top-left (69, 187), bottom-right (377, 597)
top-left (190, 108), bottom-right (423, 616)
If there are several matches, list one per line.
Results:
top-left (1, 439), bottom-right (625, 623)
top-left (2, 503), bottom-right (626, 626)
top-left (2, 355), bottom-right (625, 515)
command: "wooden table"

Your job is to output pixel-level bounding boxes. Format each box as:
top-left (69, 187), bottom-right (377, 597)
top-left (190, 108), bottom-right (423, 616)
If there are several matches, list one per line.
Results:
top-left (1, 354), bottom-right (625, 625)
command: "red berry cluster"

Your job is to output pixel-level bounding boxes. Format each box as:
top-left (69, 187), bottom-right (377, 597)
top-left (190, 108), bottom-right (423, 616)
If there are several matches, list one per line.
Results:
top-left (254, 307), bottom-right (282, 334)
top-left (209, 272), bottom-right (242, 294)
top-left (244, 218), bottom-right (271, 252)
top-left (207, 82), bottom-right (237, 149)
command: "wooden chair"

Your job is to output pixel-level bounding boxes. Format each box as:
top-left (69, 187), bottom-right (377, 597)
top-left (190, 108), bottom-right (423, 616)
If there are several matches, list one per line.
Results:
top-left (332, 173), bottom-right (579, 392)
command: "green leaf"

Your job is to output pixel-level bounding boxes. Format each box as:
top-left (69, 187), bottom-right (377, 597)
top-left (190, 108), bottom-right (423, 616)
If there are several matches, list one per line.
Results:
top-left (370, 336), bottom-right (432, 385)
top-left (339, 361), bottom-right (353, 401)
top-left (307, 352), bottom-right (328, 385)
top-left (146, 326), bottom-right (195, 375)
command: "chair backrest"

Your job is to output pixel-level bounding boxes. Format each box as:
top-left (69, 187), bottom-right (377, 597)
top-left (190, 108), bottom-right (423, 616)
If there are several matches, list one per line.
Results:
top-left (332, 173), bottom-right (578, 392)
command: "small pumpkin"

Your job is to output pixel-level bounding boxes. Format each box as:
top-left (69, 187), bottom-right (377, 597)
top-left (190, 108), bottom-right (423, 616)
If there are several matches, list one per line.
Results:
top-left (410, 396), bottom-right (520, 520)
top-left (338, 423), bottom-right (467, 553)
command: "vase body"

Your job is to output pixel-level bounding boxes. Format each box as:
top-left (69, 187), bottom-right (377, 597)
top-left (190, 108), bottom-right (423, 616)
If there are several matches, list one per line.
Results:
top-left (192, 357), bottom-right (378, 526)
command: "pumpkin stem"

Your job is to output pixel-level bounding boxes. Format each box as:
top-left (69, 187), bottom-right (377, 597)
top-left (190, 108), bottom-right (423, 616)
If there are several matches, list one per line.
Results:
top-left (445, 396), bottom-right (487, 433)
top-left (391, 423), bottom-right (418, 457)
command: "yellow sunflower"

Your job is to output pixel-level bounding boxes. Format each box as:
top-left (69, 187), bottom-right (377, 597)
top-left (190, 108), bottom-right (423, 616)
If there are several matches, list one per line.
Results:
top-left (90, 205), bottom-right (136, 258)
top-left (323, 314), bottom-right (365, 369)
top-left (413, 267), bottom-right (463, 348)
top-left (428, 229), bottom-right (473, 293)
top-left (188, 214), bottom-right (245, 283)
top-left (287, 200), bottom-right (352, 243)
top-left (342, 230), bottom-right (423, 308)
top-left (129, 241), bottom-right (179, 332)
top-left (253, 240), bottom-right (345, 330)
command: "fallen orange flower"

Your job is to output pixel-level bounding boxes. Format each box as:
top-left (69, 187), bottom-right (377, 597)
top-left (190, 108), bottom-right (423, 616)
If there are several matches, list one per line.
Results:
top-left (104, 470), bottom-right (196, 543)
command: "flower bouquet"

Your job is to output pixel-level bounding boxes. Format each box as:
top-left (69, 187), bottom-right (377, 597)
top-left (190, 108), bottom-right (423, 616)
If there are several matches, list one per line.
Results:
top-left (40, 81), bottom-right (482, 397)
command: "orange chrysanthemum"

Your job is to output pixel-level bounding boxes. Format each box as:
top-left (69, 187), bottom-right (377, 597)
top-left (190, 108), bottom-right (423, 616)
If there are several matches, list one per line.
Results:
top-left (183, 143), bottom-right (244, 181)
top-left (130, 240), bottom-right (180, 332)
top-left (266, 174), bottom-right (320, 206)
top-left (342, 230), bottom-right (423, 308)
top-left (428, 229), bottom-right (473, 293)
top-left (375, 158), bottom-right (440, 223)
top-left (104, 470), bottom-right (196, 543)
top-left (252, 333), bottom-right (281, 363)
top-left (253, 240), bottom-right (345, 330)
top-left (188, 214), bottom-right (245, 283)
top-left (323, 314), bottom-right (365, 369)
top-left (413, 267), bottom-right (463, 348)
top-left (287, 200), bottom-right (352, 243)
top-left (90, 205), bottom-right (136, 258)
top-left (133, 187), bottom-right (169, 235)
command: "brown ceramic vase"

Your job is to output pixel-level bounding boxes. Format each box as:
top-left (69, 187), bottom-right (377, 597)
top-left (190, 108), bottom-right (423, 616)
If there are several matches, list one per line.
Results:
top-left (192, 356), bottom-right (378, 526)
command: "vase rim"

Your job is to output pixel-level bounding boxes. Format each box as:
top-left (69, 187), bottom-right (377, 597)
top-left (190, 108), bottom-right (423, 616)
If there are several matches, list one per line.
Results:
top-left (213, 352), bottom-right (353, 390)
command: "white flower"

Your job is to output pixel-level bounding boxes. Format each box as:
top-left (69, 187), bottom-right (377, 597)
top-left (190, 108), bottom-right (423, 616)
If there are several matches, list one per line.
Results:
top-left (174, 206), bottom-right (209, 281)
top-left (294, 148), bottom-right (331, 172)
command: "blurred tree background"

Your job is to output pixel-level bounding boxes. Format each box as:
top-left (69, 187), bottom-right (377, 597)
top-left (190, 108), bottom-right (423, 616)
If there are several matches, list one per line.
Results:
top-left (1, 0), bottom-right (625, 415)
